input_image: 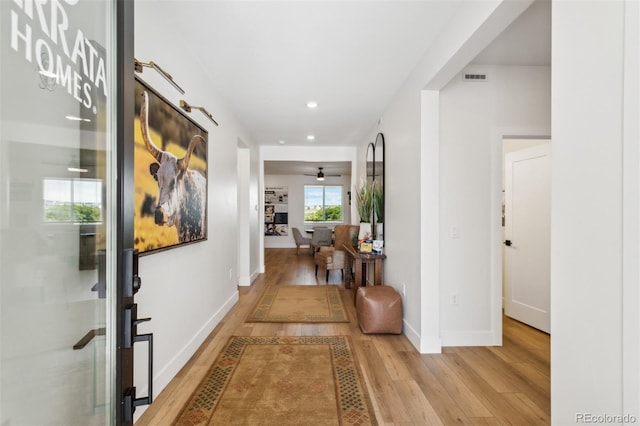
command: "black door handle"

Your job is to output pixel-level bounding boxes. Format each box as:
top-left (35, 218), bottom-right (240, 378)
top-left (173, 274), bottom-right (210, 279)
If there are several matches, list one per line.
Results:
top-left (123, 331), bottom-right (153, 423)
top-left (504, 240), bottom-right (512, 246)
top-left (134, 317), bottom-right (152, 326)
top-left (73, 327), bottom-right (106, 350)
top-left (121, 249), bottom-right (153, 423)
top-left (123, 303), bottom-right (153, 422)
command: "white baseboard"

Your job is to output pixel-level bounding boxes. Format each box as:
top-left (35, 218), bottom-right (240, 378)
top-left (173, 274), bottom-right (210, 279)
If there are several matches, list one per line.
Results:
top-left (402, 319), bottom-right (421, 351)
top-left (239, 270), bottom-right (260, 286)
top-left (402, 319), bottom-right (443, 354)
top-left (440, 330), bottom-right (496, 347)
top-left (420, 336), bottom-right (443, 354)
top-left (133, 290), bottom-right (239, 421)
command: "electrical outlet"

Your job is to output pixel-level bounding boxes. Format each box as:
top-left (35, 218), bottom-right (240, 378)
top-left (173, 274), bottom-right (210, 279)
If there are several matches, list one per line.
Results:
top-left (450, 226), bottom-right (460, 239)
top-left (402, 283), bottom-right (406, 297)
top-left (451, 293), bottom-right (458, 305)
top-left (229, 268), bottom-right (233, 280)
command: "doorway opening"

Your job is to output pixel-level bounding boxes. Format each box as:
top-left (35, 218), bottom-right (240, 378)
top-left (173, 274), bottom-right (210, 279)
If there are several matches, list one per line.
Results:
top-left (502, 137), bottom-right (551, 334)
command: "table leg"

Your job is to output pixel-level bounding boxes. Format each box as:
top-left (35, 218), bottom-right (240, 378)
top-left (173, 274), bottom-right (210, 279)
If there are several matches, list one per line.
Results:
top-left (373, 258), bottom-right (383, 285)
top-left (354, 260), bottom-right (363, 305)
top-left (345, 255), bottom-right (353, 289)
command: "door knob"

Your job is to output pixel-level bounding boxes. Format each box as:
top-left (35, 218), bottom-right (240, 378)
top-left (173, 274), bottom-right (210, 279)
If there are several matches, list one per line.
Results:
top-left (504, 240), bottom-right (512, 246)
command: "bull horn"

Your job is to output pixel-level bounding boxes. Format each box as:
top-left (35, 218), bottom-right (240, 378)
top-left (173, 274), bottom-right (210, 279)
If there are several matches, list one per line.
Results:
top-left (178, 134), bottom-right (205, 171)
top-left (140, 91), bottom-right (163, 163)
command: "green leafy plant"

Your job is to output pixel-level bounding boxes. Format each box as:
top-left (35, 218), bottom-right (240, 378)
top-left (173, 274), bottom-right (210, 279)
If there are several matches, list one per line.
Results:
top-left (305, 205), bottom-right (342, 222)
top-left (355, 181), bottom-right (373, 223)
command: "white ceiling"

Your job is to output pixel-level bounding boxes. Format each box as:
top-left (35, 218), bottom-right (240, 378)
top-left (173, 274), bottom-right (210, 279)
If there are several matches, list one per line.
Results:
top-left (472, 0), bottom-right (551, 66)
top-left (139, 0), bottom-right (550, 175)
top-left (264, 161), bottom-right (352, 177)
top-left (160, 1), bottom-right (463, 147)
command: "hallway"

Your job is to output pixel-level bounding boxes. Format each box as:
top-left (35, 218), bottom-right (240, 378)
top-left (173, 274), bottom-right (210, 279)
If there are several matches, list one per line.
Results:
top-left (137, 248), bottom-right (550, 425)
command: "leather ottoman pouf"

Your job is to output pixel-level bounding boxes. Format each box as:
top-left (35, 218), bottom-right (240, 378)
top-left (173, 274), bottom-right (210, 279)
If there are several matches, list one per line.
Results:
top-left (356, 285), bottom-right (402, 334)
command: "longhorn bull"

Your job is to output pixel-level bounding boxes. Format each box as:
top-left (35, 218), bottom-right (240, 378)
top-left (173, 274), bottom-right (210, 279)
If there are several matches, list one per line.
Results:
top-left (140, 91), bottom-right (207, 242)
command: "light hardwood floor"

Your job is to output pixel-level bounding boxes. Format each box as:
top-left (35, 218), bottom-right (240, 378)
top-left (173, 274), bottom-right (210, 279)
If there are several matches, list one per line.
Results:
top-left (137, 248), bottom-right (550, 425)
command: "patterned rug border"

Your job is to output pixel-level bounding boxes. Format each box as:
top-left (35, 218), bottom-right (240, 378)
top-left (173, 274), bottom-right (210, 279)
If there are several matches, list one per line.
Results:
top-left (246, 284), bottom-right (350, 323)
top-left (174, 335), bottom-right (378, 426)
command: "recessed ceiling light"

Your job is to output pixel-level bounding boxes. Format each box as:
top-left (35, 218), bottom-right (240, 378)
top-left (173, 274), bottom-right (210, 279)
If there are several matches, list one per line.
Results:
top-left (307, 135), bottom-right (315, 141)
top-left (306, 101), bottom-right (318, 109)
top-left (279, 140), bottom-right (285, 145)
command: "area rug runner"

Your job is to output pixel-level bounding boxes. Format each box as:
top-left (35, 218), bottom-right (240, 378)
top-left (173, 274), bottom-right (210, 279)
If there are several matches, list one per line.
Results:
top-left (246, 285), bottom-right (349, 323)
top-left (174, 336), bottom-right (377, 425)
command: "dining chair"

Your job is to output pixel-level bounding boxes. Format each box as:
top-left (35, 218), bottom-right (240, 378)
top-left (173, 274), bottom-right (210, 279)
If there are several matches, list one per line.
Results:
top-left (315, 246), bottom-right (346, 282)
top-left (314, 224), bottom-right (359, 282)
top-left (310, 227), bottom-right (332, 253)
top-left (292, 227), bottom-right (312, 255)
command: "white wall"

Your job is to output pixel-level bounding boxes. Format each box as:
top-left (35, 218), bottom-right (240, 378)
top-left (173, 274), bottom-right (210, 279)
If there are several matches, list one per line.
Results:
top-left (551, 1), bottom-right (639, 423)
top-left (358, 0), bottom-right (535, 353)
top-left (264, 173), bottom-right (352, 249)
top-left (364, 64), bottom-right (550, 351)
top-left (249, 147), bottom-right (261, 281)
top-left (438, 65), bottom-right (550, 345)
top-left (237, 144), bottom-right (253, 286)
top-left (622, 2), bottom-right (640, 417)
top-left (134, 2), bottom-right (258, 418)
top-left (363, 85), bottom-right (425, 348)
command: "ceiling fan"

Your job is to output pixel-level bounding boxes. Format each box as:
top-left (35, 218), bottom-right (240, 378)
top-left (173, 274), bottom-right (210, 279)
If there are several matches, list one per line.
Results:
top-left (304, 167), bottom-right (341, 181)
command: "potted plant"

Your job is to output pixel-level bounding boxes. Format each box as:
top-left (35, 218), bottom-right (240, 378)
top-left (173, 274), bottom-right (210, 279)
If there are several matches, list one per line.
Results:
top-left (355, 180), bottom-right (373, 240)
top-left (373, 181), bottom-right (384, 240)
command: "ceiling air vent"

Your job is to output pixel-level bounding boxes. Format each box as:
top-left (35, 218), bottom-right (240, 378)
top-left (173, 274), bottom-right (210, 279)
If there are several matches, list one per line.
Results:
top-left (462, 72), bottom-right (488, 82)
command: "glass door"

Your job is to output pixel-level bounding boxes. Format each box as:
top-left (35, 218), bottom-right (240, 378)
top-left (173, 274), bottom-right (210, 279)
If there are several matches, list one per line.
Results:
top-left (1, 1), bottom-right (117, 424)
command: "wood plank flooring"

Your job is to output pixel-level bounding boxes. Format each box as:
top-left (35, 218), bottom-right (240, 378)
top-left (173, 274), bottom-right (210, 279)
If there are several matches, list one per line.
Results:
top-left (137, 248), bottom-right (550, 425)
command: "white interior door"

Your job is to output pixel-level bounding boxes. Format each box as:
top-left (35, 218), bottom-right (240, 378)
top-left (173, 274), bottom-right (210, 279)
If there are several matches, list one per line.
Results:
top-left (504, 143), bottom-right (551, 333)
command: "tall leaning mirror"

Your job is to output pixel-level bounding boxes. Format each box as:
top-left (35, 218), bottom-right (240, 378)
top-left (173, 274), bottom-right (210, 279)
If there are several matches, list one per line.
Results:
top-left (366, 142), bottom-right (375, 188)
top-left (373, 133), bottom-right (385, 240)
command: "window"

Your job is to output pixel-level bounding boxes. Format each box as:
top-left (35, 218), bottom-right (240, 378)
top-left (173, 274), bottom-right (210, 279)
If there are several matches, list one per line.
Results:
top-left (304, 185), bottom-right (343, 222)
top-left (43, 178), bottom-right (103, 223)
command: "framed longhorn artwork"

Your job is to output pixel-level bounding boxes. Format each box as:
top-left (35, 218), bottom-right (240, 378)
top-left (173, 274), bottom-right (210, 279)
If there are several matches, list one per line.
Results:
top-left (133, 77), bottom-right (208, 255)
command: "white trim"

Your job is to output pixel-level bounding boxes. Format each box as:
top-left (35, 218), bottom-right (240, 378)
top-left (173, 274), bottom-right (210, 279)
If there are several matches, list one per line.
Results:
top-left (441, 330), bottom-right (496, 347)
top-left (258, 158), bottom-right (265, 274)
top-left (403, 319), bottom-right (433, 353)
top-left (237, 145), bottom-right (251, 287)
top-left (420, 90), bottom-right (441, 354)
top-left (240, 270), bottom-right (261, 286)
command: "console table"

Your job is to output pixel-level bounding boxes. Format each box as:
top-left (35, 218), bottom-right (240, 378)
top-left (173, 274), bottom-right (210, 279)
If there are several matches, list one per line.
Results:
top-left (342, 244), bottom-right (386, 303)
